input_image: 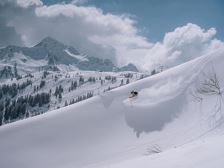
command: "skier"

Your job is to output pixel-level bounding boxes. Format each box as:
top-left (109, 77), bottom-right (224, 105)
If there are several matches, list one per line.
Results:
top-left (128, 90), bottom-right (138, 107)
top-left (129, 90), bottom-right (138, 98)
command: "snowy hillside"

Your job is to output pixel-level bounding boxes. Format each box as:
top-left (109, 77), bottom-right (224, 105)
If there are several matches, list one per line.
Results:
top-left (0, 69), bottom-right (145, 125)
top-left (0, 49), bottom-right (224, 168)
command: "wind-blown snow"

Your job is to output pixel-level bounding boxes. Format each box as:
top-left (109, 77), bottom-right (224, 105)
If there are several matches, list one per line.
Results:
top-left (0, 49), bottom-right (224, 168)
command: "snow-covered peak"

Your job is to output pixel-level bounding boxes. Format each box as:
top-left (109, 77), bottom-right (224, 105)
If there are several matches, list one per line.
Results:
top-left (34, 36), bottom-right (65, 48)
top-left (0, 37), bottom-right (139, 73)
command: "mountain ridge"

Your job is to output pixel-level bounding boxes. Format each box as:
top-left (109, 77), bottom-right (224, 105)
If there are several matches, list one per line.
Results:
top-left (0, 37), bottom-right (138, 73)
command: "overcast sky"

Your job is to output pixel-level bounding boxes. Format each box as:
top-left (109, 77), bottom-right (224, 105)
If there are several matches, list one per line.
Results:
top-left (1, 0), bottom-right (224, 71)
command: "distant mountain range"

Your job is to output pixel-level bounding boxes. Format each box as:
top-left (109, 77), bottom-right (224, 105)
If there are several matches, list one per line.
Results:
top-left (0, 37), bottom-right (138, 73)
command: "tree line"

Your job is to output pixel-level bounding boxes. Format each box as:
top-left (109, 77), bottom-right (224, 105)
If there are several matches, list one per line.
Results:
top-left (0, 92), bottom-right (51, 125)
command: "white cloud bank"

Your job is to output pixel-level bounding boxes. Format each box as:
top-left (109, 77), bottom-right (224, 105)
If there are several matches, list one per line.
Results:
top-left (1, 0), bottom-right (224, 71)
top-left (140, 23), bottom-right (224, 70)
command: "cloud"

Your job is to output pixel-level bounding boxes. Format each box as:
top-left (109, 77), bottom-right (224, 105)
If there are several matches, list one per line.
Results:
top-left (0, 0), bottom-right (24, 46)
top-left (135, 23), bottom-right (224, 71)
top-left (71, 0), bottom-right (88, 5)
top-left (0, 0), bottom-right (224, 71)
top-left (1, 0), bottom-right (151, 63)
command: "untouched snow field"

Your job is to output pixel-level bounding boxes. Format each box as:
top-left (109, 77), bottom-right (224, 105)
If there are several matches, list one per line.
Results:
top-left (0, 49), bottom-right (224, 168)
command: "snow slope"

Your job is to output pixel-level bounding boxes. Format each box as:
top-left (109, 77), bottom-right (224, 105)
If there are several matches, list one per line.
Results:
top-left (0, 49), bottom-right (224, 168)
top-left (111, 135), bottom-right (224, 168)
top-left (0, 68), bottom-right (142, 121)
top-left (0, 52), bottom-right (48, 73)
top-left (64, 49), bottom-right (88, 62)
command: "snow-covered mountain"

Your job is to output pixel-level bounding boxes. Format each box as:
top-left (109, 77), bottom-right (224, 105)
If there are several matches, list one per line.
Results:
top-left (0, 36), bottom-right (138, 73)
top-left (0, 37), bottom-right (143, 126)
top-left (0, 49), bottom-right (224, 168)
